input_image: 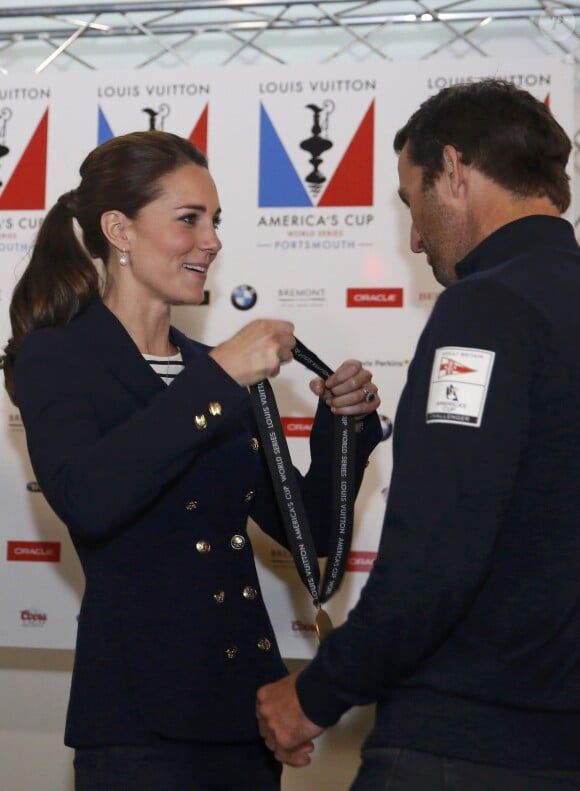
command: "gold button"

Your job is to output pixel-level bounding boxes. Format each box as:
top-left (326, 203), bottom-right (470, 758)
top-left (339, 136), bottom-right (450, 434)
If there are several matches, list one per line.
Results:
top-left (195, 540), bottom-right (211, 554)
top-left (242, 586), bottom-right (257, 600)
top-left (231, 534), bottom-right (246, 550)
top-left (194, 414), bottom-right (207, 430)
top-left (185, 500), bottom-right (198, 511)
top-left (257, 638), bottom-right (272, 652)
top-left (209, 401), bottom-right (222, 417)
top-left (213, 590), bottom-right (225, 604)
top-left (250, 437), bottom-right (259, 452)
top-left (226, 646), bottom-right (238, 660)
top-left (243, 491), bottom-right (254, 503)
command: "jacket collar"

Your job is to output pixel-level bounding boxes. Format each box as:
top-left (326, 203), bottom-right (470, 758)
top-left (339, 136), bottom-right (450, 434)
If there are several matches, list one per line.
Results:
top-left (456, 215), bottom-right (578, 280)
top-left (69, 298), bottom-right (203, 402)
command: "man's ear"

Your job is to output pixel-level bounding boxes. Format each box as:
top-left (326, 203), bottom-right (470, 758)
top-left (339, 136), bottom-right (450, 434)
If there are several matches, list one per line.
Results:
top-left (442, 145), bottom-right (464, 197)
top-left (100, 210), bottom-right (130, 251)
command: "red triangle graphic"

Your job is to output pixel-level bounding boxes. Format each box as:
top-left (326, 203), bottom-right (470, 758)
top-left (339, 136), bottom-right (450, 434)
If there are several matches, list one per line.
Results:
top-left (544, 93), bottom-right (550, 108)
top-left (438, 357), bottom-right (476, 377)
top-left (0, 108), bottom-right (48, 210)
top-left (318, 101), bottom-right (374, 207)
top-left (189, 104), bottom-right (208, 156)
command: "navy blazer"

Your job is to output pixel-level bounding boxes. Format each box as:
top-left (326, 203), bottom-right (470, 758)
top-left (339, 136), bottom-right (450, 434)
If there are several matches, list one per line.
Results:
top-left (14, 299), bottom-right (381, 747)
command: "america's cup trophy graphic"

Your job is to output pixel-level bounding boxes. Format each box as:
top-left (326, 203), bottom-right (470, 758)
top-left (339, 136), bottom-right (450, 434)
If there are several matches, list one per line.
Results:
top-left (0, 107), bottom-right (13, 187)
top-left (300, 100), bottom-right (335, 198)
top-left (142, 103), bottom-right (170, 131)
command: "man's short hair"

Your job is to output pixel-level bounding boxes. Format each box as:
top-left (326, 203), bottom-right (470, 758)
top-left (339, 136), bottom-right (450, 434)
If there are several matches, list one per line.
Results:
top-left (393, 79), bottom-right (571, 212)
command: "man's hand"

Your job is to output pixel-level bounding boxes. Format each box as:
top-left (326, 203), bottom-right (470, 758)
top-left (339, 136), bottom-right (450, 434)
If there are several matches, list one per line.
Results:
top-left (256, 672), bottom-right (325, 766)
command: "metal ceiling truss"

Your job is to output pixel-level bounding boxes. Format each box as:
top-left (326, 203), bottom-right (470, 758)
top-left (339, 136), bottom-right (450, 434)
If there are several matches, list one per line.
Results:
top-left (0, 2), bottom-right (577, 71)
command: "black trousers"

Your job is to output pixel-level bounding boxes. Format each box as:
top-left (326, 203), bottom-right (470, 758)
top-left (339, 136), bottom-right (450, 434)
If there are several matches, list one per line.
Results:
top-left (74, 738), bottom-right (282, 791)
top-left (350, 748), bottom-right (580, 791)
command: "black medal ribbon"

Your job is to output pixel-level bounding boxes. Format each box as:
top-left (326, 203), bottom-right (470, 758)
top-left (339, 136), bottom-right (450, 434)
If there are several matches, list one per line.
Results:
top-left (249, 338), bottom-right (356, 638)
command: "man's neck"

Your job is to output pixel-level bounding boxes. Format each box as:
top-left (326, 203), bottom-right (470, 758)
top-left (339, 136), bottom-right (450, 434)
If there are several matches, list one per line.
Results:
top-left (467, 172), bottom-right (561, 250)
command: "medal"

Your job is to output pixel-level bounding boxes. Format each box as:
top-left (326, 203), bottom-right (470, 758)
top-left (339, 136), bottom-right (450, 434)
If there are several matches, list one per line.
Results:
top-left (250, 338), bottom-right (355, 646)
top-left (315, 605), bottom-right (334, 641)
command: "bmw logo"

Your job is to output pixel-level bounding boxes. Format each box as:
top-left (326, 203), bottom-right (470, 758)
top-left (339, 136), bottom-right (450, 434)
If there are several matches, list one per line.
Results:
top-left (231, 284), bottom-right (257, 310)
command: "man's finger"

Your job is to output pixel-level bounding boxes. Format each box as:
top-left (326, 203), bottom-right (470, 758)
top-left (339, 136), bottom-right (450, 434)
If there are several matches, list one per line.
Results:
top-left (274, 746), bottom-right (313, 767)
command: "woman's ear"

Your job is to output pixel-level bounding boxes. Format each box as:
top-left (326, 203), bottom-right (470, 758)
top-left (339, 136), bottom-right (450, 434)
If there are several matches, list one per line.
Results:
top-left (100, 210), bottom-right (130, 251)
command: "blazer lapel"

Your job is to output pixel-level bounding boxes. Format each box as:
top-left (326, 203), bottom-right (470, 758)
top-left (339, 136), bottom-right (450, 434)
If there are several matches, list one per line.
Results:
top-left (71, 299), bottom-right (167, 403)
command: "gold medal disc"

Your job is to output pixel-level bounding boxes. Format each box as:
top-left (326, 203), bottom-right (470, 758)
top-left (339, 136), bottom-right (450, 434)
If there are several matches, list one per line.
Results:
top-left (315, 607), bottom-right (334, 641)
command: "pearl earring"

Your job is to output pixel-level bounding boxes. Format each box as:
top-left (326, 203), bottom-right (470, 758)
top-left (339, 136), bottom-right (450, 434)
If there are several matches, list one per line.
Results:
top-left (119, 249), bottom-right (128, 266)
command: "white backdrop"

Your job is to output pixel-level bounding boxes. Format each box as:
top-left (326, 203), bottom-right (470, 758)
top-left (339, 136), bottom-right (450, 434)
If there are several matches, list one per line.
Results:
top-left (0, 57), bottom-right (574, 656)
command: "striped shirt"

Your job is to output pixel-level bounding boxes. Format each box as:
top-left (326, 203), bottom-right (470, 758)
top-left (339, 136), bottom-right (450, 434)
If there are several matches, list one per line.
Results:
top-left (143, 350), bottom-right (185, 386)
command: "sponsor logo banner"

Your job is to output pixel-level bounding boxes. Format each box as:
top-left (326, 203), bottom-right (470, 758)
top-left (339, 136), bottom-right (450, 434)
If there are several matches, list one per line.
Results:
top-left (96, 79), bottom-right (209, 152)
top-left (231, 284), bottom-right (257, 310)
top-left (20, 608), bottom-right (47, 626)
top-left (291, 619), bottom-right (317, 637)
top-left (7, 540), bottom-right (61, 562)
top-left (0, 101), bottom-right (48, 211)
top-left (259, 95), bottom-right (374, 208)
top-left (346, 551), bottom-right (377, 572)
top-left (282, 417), bottom-right (314, 437)
top-left (347, 288), bottom-right (403, 307)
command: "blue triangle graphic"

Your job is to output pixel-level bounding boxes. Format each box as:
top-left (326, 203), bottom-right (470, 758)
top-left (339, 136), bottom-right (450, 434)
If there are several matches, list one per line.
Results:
top-left (259, 104), bottom-right (312, 208)
top-left (98, 107), bottom-right (114, 145)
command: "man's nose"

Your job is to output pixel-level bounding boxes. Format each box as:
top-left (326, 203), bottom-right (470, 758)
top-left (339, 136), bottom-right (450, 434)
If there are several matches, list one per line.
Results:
top-left (410, 224), bottom-right (424, 254)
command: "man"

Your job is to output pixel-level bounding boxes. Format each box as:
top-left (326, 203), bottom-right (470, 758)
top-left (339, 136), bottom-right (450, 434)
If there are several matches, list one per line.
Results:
top-left (257, 79), bottom-right (580, 789)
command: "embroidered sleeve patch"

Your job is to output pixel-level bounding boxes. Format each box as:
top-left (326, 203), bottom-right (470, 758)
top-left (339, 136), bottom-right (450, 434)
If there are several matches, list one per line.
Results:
top-left (426, 346), bottom-right (495, 427)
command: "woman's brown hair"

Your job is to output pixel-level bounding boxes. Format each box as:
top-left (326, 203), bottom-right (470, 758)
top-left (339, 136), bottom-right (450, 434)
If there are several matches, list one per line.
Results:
top-left (1, 131), bottom-right (208, 404)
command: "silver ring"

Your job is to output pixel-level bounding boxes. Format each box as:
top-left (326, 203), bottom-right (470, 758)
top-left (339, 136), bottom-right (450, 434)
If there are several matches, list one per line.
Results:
top-left (363, 387), bottom-right (376, 403)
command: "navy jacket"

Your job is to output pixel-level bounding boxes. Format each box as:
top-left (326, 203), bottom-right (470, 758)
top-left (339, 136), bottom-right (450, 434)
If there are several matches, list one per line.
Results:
top-left (297, 216), bottom-right (580, 769)
top-left (14, 298), bottom-right (381, 747)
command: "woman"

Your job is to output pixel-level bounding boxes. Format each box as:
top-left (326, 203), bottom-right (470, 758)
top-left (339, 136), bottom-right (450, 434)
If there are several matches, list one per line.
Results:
top-left (1, 131), bottom-right (381, 790)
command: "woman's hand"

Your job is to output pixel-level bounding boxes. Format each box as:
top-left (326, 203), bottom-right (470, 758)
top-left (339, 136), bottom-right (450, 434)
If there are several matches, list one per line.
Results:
top-left (310, 359), bottom-right (380, 416)
top-left (210, 319), bottom-right (296, 387)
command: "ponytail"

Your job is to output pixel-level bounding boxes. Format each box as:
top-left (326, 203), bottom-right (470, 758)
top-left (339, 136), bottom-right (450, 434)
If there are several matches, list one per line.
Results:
top-left (1, 193), bottom-right (99, 404)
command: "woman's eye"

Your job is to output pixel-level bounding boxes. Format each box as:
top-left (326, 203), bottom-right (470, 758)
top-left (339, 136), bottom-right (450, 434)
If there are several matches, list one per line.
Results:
top-left (213, 216), bottom-right (222, 230)
top-left (180, 214), bottom-right (197, 225)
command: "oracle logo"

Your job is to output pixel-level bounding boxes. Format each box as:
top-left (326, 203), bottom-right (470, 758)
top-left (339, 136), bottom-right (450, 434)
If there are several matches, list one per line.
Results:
top-left (346, 551), bottom-right (377, 572)
top-left (291, 619), bottom-right (317, 634)
top-left (282, 417), bottom-right (314, 437)
top-left (7, 541), bottom-right (61, 562)
top-left (347, 288), bottom-right (403, 308)
top-left (20, 609), bottom-right (47, 626)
